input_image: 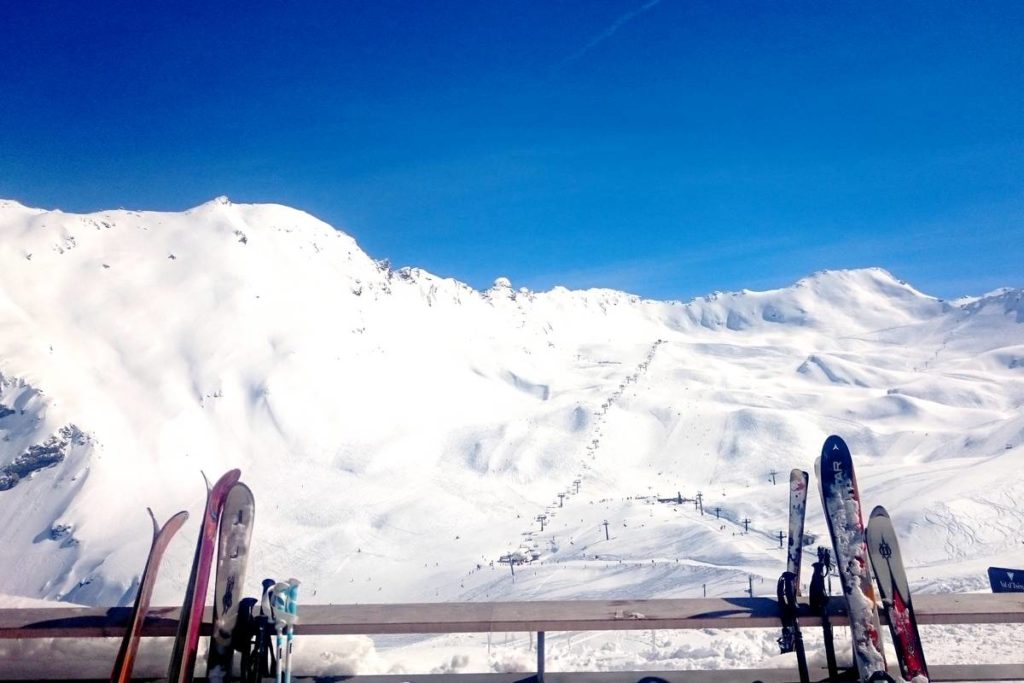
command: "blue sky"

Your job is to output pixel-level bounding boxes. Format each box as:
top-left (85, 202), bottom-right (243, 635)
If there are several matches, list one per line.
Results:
top-left (1, 1), bottom-right (1021, 300)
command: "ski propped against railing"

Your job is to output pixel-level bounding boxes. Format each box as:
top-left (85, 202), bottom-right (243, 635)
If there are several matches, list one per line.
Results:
top-left (110, 508), bottom-right (189, 683)
top-left (786, 468), bottom-right (809, 592)
top-left (167, 468), bottom-right (242, 683)
top-left (816, 435), bottom-right (886, 683)
top-left (867, 505), bottom-right (930, 682)
top-left (208, 481), bottom-right (256, 683)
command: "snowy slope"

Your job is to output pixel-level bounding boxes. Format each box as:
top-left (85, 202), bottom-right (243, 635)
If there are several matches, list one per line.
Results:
top-left (1, 198), bottom-right (1023, 671)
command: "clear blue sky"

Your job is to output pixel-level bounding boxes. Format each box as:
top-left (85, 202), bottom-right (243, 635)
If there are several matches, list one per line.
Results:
top-left (1, 1), bottom-right (1021, 300)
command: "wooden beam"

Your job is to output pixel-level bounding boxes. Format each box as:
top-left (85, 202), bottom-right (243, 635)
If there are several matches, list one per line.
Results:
top-left (0, 664), bottom-right (1022, 682)
top-left (284, 666), bottom-right (1024, 682)
top-left (0, 593), bottom-right (1022, 639)
top-left (291, 666), bottom-right (1024, 682)
top-left (0, 606), bottom-right (190, 639)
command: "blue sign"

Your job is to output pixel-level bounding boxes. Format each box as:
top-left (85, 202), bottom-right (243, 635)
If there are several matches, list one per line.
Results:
top-left (988, 567), bottom-right (1024, 593)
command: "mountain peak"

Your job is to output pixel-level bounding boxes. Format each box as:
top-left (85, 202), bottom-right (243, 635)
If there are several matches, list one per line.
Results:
top-left (185, 195), bottom-right (235, 213)
top-left (674, 267), bottom-right (942, 333)
top-left (796, 266), bottom-right (914, 291)
top-left (0, 199), bottom-right (46, 215)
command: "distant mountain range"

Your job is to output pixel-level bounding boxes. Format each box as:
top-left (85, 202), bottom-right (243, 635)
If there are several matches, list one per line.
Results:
top-left (1, 197), bottom-right (1021, 613)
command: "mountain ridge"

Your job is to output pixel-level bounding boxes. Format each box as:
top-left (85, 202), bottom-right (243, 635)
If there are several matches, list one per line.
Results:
top-left (0, 198), bottom-right (1022, 615)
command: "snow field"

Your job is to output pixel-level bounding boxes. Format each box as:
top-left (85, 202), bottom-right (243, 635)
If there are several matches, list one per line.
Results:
top-left (1, 199), bottom-right (1023, 674)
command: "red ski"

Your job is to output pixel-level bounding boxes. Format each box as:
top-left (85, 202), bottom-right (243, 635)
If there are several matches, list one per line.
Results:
top-left (110, 508), bottom-right (189, 683)
top-left (867, 505), bottom-right (929, 681)
top-left (167, 469), bottom-right (242, 683)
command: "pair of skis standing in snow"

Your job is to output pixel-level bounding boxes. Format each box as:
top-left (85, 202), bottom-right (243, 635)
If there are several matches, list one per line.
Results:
top-left (110, 469), bottom-right (300, 683)
top-left (779, 435), bottom-right (929, 683)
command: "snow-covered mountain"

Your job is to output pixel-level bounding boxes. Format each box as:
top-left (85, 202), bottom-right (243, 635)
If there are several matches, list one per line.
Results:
top-left (1, 197), bottom-right (1022, 628)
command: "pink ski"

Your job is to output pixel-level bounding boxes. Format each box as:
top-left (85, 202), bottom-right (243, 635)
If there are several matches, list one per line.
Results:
top-left (167, 469), bottom-right (242, 683)
top-left (111, 508), bottom-right (188, 683)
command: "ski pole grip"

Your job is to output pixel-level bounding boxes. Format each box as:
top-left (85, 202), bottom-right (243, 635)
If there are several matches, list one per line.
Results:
top-left (286, 578), bottom-right (300, 623)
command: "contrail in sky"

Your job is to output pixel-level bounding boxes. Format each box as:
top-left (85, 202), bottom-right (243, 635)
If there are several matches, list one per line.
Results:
top-left (556, 0), bottom-right (666, 69)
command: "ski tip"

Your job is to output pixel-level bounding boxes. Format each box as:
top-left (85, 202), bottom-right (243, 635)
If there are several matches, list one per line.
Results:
top-left (821, 434), bottom-right (850, 457)
top-left (169, 509), bottom-right (190, 525)
top-left (221, 467), bottom-right (242, 481)
top-left (212, 468), bottom-right (242, 493)
top-left (869, 504), bottom-right (889, 519)
top-left (146, 507), bottom-right (159, 537)
top-left (226, 480), bottom-right (255, 502)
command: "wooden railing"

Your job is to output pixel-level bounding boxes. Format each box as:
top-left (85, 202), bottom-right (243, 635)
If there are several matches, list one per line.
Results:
top-left (0, 594), bottom-right (1022, 681)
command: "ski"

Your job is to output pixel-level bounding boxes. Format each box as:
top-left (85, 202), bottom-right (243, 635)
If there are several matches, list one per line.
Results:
top-left (168, 468), bottom-right (242, 683)
top-left (776, 570), bottom-right (809, 683)
top-left (207, 481), bottom-right (256, 682)
top-left (867, 505), bottom-right (929, 682)
top-left (110, 508), bottom-right (189, 683)
top-left (816, 435), bottom-right (886, 682)
top-left (787, 468), bottom-right (809, 592)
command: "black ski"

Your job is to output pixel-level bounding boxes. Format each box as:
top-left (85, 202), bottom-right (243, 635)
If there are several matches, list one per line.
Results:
top-left (816, 435), bottom-right (886, 682)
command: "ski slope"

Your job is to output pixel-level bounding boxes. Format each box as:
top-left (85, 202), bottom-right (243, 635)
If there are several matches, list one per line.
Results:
top-left (0, 197), bottom-right (1022, 674)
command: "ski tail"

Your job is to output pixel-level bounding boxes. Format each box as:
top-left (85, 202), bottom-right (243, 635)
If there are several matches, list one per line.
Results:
top-left (110, 509), bottom-right (189, 683)
top-left (867, 506), bottom-right (929, 681)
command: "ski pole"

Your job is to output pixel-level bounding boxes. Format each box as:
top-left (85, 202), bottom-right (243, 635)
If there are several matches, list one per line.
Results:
top-left (786, 573), bottom-right (809, 683)
top-left (776, 572), bottom-right (809, 683)
top-left (811, 548), bottom-right (838, 682)
top-left (284, 578), bottom-right (300, 683)
top-left (234, 597), bottom-right (257, 683)
top-left (271, 581), bottom-right (290, 683)
top-left (258, 578), bottom-right (276, 682)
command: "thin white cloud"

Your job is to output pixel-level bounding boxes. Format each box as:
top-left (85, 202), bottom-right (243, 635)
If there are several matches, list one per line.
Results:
top-left (557, 0), bottom-right (665, 69)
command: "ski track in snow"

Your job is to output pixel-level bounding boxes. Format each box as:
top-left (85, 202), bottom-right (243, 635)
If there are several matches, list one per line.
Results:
top-left (1, 198), bottom-right (1023, 673)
